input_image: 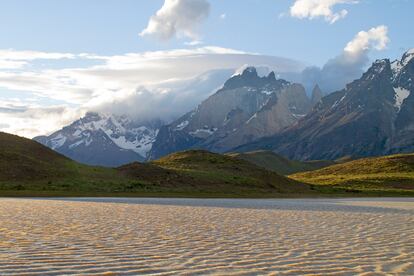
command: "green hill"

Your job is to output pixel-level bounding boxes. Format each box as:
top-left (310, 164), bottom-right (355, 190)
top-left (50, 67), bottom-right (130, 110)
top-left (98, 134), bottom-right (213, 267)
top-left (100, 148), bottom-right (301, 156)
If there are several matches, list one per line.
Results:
top-left (3, 132), bottom-right (411, 197)
top-left (228, 150), bottom-right (335, 175)
top-left (152, 150), bottom-right (311, 195)
top-left (0, 131), bottom-right (73, 181)
top-left (0, 132), bottom-right (311, 197)
top-left (290, 153), bottom-right (414, 193)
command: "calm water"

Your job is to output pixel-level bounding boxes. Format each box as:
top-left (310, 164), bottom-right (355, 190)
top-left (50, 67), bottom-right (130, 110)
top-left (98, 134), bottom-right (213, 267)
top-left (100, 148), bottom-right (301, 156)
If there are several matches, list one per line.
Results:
top-left (0, 197), bottom-right (413, 275)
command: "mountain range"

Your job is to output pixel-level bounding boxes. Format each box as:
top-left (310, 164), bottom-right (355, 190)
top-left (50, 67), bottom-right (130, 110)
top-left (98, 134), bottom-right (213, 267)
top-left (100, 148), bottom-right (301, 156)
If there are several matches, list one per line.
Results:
top-left (35, 49), bottom-right (414, 166)
top-left (149, 67), bottom-right (319, 159)
top-left (35, 113), bottom-right (162, 166)
top-left (235, 49), bottom-right (414, 160)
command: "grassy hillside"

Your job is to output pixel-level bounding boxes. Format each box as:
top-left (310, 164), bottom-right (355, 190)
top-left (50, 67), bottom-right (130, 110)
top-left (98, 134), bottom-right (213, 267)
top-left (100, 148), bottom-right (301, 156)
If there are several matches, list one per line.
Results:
top-left (152, 150), bottom-right (311, 195)
top-left (0, 132), bottom-right (74, 181)
top-left (2, 132), bottom-right (412, 197)
top-left (0, 132), bottom-right (311, 197)
top-left (290, 154), bottom-right (414, 193)
top-left (228, 150), bottom-right (335, 175)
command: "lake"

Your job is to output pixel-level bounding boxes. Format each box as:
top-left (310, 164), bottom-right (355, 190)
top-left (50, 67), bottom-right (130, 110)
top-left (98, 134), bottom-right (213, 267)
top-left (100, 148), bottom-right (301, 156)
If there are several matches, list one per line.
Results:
top-left (0, 197), bottom-right (413, 275)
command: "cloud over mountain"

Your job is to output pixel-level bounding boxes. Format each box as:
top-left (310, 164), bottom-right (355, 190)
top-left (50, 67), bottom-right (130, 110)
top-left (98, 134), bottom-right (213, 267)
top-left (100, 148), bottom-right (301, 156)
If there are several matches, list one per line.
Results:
top-left (299, 25), bottom-right (389, 94)
top-left (290, 0), bottom-right (358, 24)
top-left (140, 0), bottom-right (210, 41)
top-left (0, 47), bottom-right (304, 137)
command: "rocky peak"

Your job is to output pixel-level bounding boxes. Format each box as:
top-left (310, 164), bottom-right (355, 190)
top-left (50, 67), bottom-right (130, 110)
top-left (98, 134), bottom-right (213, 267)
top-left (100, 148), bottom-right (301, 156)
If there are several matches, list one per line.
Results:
top-left (223, 67), bottom-right (260, 89)
top-left (241, 66), bottom-right (258, 77)
top-left (267, 71), bottom-right (276, 81)
top-left (353, 59), bottom-right (392, 86)
top-left (401, 48), bottom-right (414, 66)
top-left (391, 49), bottom-right (414, 78)
top-left (80, 112), bottom-right (102, 124)
top-left (311, 84), bottom-right (323, 105)
top-left (34, 112), bottom-right (162, 165)
top-left (223, 66), bottom-right (289, 90)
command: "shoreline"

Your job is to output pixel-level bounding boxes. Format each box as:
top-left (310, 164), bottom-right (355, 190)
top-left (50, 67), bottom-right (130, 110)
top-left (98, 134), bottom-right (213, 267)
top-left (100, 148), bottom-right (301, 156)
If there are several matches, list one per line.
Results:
top-left (1, 189), bottom-right (413, 199)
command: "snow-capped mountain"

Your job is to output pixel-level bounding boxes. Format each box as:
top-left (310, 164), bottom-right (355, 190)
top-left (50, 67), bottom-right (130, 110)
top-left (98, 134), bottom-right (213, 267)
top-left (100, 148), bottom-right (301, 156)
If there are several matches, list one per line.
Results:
top-left (33, 68), bottom-right (237, 166)
top-left (235, 49), bottom-right (414, 160)
top-left (149, 67), bottom-right (314, 159)
top-left (34, 112), bottom-right (162, 167)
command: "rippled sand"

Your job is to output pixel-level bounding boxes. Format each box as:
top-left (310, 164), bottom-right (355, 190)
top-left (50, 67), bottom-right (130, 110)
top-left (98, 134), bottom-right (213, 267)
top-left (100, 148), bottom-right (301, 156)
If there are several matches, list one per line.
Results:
top-left (0, 198), bottom-right (413, 275)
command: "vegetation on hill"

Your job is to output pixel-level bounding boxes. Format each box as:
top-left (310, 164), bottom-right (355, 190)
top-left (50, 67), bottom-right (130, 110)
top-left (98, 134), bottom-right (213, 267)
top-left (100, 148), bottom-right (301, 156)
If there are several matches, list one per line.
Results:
top-left (290, 154), bottom-right (414, 194)
top-left (1, 132), bottom-right (412, 197)
top-left (151, 150), bottom-right (311, 195)
top-left (0, 132), bottom-right (73, 181)
top-left (228, 150), bottom-right (334, 175)
top-left (0, 132), bottom-right (311, 197)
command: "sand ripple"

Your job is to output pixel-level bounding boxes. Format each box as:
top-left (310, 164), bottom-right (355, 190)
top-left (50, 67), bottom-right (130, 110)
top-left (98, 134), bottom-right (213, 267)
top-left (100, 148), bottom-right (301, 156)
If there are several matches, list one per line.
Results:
top-left (0, 198), bottom-right (413, 275)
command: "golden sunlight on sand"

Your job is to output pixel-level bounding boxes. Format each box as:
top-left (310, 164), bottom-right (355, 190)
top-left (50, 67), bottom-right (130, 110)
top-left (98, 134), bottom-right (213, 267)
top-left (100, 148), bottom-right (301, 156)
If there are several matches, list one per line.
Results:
top-left (0, 198), bottom-right (413, 275)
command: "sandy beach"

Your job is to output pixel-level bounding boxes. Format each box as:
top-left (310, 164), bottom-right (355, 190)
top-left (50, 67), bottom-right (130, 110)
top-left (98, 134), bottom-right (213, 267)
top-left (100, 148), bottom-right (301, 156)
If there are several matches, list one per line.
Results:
top-left (0, 198), bottom-right (413, 275)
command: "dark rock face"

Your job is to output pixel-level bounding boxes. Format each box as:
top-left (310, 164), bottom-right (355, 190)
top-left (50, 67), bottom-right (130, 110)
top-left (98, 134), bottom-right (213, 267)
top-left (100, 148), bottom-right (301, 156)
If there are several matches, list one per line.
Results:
top-left (311, 84), bottom-right (323, 106)
top-left (234, 49), bottom-right (414, 160)
top-left (149, 67), bottom-right (312, 160)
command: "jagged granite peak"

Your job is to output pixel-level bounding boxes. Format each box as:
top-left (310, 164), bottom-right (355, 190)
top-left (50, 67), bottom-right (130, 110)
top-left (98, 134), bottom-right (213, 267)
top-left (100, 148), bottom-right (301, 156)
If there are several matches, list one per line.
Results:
top-left (311, 84), bottom-right (323, 105)
top-left (223, 66), bottom-right (289, 90)
top-left (149, 67), bottom-right (312, 159)
top-left (34, 112), bottom-right (162, 167)
top-left (233, 50), bottom-right (414, 160)
top-left (401, 48), bottom-right (414, 66)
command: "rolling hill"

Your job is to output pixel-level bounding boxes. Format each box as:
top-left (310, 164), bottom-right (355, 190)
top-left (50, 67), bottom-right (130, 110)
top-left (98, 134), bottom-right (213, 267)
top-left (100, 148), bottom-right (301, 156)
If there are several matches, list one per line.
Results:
top-left (228, 150), bottom-right (335, 175)
top-left (151, 150), bottom-right (311, 195)
top-left (290, 153), bottom-right (414, 193)
top-left (0, 132), bottom-right (311, 197)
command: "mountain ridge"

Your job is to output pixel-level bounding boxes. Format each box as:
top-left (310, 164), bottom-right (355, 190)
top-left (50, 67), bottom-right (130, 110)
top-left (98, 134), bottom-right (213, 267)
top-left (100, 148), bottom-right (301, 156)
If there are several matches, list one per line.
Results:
top-left (34, 112), bottom-right (161, 166)
top-left (149, 67), bottom-right (314, 159)
top-left (233, 49), bottom-right (414, 161)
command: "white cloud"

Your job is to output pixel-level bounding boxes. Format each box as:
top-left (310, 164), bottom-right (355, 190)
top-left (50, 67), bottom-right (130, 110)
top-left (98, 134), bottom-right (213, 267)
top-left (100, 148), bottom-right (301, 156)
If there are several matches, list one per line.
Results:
top-left (184, 40), bottom-right (204, 46)
top-left (290, 0), bottom-right (358, 24)
top-left (220, 13), bottom-right (226, 20)
top-left (140, 0), bottom-right (210, 41)
top-left (344, 25), bottom-right (389, 55)
top-left (0, 100), bottom-right (83, 138)
top-left (0, 71), bottom-right (94, 104)
top-left (297, 25), bottom-right (390, 93)
top-left (0, 49), bottom-right (75, 60)
top-left (0, 60), bottom-right (28, 69)
top-left (0, 47), bottom-right (303, 103)
top-left (0, 49), bottom-right (75, 69)
top-left (0, 47), bottom-right (305, 137)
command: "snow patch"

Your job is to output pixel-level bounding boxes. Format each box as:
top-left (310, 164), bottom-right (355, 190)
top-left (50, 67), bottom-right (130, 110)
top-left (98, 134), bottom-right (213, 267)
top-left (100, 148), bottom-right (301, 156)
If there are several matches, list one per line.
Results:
top-left (246, 113), bottom-right (257, 124)
top-left (261, 89), bottom-right (274, 95)
top-left (104, 126), bottom-right (158, 158)
top-left (331, 95), bottom-right (346, 109)
top-left (189, 127), bottom-right (217, 137)
top-left (174, 120), bottom-right (189, 131)
top-left (73, 129), bottom-right (82, 138)
top-left (292, 113), bottom-right (306, 119)
top-left (48, 113), bottom-right (159, 158)
top-left (69, 140), bottom-right (84, 149)
top-left (394, 87), bottom-right (410, 111)
top-left (50, 134), bottom-right (66, 149)
top-left (402, 49), bottom-right (414, 66)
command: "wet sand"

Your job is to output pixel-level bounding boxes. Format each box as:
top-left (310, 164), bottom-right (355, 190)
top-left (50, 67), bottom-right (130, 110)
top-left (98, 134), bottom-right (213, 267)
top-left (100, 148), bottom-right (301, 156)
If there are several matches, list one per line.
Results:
top-left (0, 198), bottom-right (413, 275)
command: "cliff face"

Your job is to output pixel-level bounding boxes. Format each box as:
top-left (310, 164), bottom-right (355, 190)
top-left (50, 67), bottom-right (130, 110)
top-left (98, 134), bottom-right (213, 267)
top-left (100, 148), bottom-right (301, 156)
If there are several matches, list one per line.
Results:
top-left (149, 67), bottom-right (312, 159)
top-left (234, 50), bottom-right (414, 160)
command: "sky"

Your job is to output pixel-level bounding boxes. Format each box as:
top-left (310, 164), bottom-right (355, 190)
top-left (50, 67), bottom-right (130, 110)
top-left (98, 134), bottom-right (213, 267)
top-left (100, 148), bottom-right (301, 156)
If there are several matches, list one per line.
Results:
top-left (0, 0), bottom-right (413, 138)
